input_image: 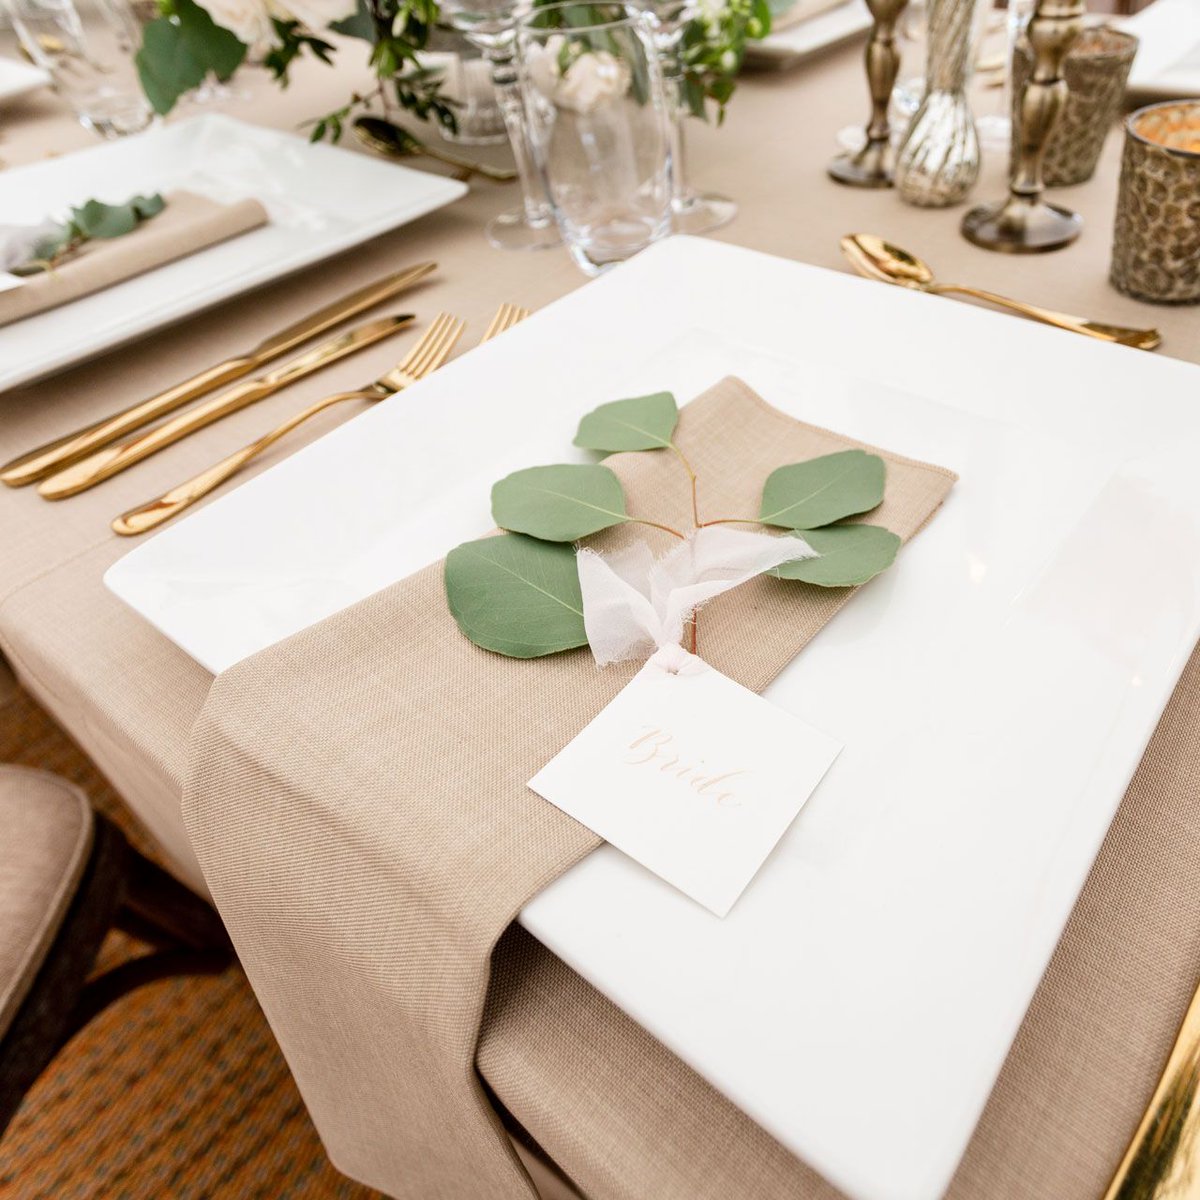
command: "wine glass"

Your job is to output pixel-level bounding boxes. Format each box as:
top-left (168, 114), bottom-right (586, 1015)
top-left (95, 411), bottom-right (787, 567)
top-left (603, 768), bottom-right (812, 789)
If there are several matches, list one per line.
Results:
top-left (7, 0), bottom-right (152, 138)
top-left (439, 0), bottom-right (560, 251)
top-left (639, 0), bottom-right (735, 234)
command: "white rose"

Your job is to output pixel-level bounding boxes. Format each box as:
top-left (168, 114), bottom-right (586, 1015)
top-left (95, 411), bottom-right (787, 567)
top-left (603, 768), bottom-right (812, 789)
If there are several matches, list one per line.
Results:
top-left (526, 33), bottom-right (567, 103)
top-left (198, 0), bottom-right (277, 46)
top-left (555, 50), bottom-right (629, 113)
top-left (277, 0), bottom-right (357, 31)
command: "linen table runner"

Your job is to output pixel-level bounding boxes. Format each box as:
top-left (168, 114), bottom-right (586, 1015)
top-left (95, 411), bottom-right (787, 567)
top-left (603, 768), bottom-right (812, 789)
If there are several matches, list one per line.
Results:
top-left (0, 191), bottom-right (267, 327)
top-left (184, 378), bottom-right (956, 1200)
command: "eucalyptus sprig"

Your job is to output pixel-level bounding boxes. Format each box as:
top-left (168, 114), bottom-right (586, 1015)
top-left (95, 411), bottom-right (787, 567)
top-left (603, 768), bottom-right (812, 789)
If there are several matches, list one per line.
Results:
top-left (444, 392), bottom-right (903, 659)
top-left (10, 194), bottom-right (167, 277)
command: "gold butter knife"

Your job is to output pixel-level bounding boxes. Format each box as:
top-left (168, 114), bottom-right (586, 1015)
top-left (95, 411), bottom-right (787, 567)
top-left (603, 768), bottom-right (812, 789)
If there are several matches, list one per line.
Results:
top-left (1, 261), bottom-right (436, 488)
top-left (38, 314), bottom-right (413, 500)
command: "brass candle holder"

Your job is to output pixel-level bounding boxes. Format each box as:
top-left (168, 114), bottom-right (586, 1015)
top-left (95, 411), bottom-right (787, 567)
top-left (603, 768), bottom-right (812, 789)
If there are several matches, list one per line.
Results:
top-left (828, 0), bottom-right (909, 188)
top-left (962, 0), bottom-right (1087, 253)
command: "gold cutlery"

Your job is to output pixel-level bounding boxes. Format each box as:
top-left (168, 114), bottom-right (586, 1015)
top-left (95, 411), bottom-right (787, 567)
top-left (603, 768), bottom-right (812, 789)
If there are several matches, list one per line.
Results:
top-left (841, 234), bottom-right (1163, 351)
top-left (1, 261), bottom-right (436, 488)
top-left (112, 312), bottom-right (465, 536)
top-left (40, 315), bottom-right (413, 501)
top-left (480, 302), bottom-right (530, 343)
top-left (354, 118), bottom-right (519, 185)
top-left (1102, 978), bottom-right (1200, 1200)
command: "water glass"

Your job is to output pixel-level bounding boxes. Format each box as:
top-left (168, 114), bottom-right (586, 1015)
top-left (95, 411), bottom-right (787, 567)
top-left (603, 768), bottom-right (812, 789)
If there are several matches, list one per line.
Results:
top-left (518, 1), bottom-right (672, 276)
top-left (7, 0), bottom-right (152, 138)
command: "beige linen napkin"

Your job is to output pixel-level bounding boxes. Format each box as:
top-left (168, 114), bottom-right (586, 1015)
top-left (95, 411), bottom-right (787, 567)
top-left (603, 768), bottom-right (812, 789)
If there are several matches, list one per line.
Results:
top-left (0, 191), bottom-right (268, 328)
top-left (183, 377), bottom-right (956, 1200)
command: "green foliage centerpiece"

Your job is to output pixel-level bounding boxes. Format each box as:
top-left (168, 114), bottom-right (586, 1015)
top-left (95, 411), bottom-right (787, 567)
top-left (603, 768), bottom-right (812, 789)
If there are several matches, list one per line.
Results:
top-left (134, 0), bottom-right (768, 138)
top-left (445, 392), bottom-right (902, 659)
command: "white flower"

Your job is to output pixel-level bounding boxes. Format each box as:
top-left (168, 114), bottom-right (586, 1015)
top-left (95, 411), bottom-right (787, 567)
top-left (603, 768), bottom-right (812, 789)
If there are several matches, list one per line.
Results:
top-left (528, 36), bottom-right (630, 114)
top-left (277, 0), bottom-right (357, 31)
top-left (197, 0), bottom-right (277, 46)
top-left (556, 50), bottom-right (629, 112)
top-left (0, 221), bottom-right (59, 272)
top-left (696, 0), bottom-right (728, 27)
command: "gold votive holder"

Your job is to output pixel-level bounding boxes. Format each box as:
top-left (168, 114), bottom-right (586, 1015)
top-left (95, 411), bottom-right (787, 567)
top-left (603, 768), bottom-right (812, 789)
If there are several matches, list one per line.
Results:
top-left (1012, 26), bottom-right (1138, 187)
top-left (1110, 100), bottom-right (1200, 306)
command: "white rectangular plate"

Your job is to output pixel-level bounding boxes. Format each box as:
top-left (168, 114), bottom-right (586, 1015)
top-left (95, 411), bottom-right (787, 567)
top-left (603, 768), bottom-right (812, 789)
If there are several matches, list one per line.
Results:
top-left (0, 114), bottom-right (466, 392)
top-left (1122, 0), bottom-right (1200, 100)
top-left (744, 0), bottom-right (871, 69)
top-left (107, 237), bottom-right (1200, 1200)
top-left (0, 56), bottom-right (49, 105)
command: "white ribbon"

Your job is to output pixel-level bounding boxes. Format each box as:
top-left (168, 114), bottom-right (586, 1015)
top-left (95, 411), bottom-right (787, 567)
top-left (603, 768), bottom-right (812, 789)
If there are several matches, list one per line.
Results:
top-left (576, 526), bottom-right (818, 668)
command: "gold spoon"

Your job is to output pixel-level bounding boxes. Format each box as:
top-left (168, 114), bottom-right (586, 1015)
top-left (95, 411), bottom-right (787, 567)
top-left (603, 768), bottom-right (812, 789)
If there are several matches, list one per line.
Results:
top-left (841, 233), bottom-right (1162, 351)
top-left (354, 117), bottom-right (518, 184)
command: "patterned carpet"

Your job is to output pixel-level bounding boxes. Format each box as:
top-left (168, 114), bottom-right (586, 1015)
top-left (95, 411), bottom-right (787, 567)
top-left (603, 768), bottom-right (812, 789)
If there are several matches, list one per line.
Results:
top-left (0, 668), bottom-right (382, 1200)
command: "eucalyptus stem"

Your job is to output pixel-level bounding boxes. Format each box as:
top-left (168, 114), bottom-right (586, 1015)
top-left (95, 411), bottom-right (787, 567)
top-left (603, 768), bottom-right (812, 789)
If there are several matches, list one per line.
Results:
top-left (698, 516), bottom-right (767, 528)
top-left (631, 517), bottom-right (688, 540)
top-left (668, 442), bottom-right (700, 529)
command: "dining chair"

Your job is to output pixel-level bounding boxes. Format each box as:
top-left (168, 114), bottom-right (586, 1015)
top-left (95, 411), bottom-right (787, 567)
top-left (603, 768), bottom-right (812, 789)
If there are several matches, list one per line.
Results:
top-left (0, 764), bottom-right (232, 1135)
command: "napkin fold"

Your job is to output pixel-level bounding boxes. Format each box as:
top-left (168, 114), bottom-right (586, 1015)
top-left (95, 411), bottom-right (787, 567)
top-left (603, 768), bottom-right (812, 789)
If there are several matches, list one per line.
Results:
top-left (0, 191), bottom-right (268, 328)
top-left (183, 378), bottom-right (956, 1200)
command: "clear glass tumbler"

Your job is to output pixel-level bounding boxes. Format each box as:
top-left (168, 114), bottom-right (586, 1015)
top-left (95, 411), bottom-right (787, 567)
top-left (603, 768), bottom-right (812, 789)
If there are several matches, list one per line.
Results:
top-left (7, 0), bottom-right (152, 138)
top-left (518, 1), bottom-right (672, 276)
top-left (439, 0), bottom-right (561, 251)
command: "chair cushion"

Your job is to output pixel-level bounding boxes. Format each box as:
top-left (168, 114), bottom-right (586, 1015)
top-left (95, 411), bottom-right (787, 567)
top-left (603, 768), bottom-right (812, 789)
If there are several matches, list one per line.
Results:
top-left (0, 766), bottom-right (94, 1043)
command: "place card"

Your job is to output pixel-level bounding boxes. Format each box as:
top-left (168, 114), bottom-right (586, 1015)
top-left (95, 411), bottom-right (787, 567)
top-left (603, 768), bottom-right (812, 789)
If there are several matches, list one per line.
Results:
top-left (529, 649), bottom-right (842, 916)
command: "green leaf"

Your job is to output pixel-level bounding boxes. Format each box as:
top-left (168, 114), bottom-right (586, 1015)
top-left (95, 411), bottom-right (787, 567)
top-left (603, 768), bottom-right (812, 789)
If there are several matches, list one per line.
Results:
top-left (135, 0), bottom-right (246, 115)
top-left (772, 525), bottom-right (901, 588)
top-left (573, 392), bottom-right (678, 453)
top-left (759, 450), bottom-right (886, 530)
top-left (491, 464), bottom-right (629, 542)
top-left (136, 17), bottom-right (207, 115)
top-left (175, 0), bottom-right (246, 80)
top-left (331, 0), bottom-right (377, 41)
top-left (444, 533), bottom-right (588, 658)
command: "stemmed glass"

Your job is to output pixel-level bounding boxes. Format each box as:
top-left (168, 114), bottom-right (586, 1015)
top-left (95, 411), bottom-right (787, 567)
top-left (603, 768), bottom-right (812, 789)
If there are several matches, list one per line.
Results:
top-left (439, 0), bottom-right (560, 250)
top-left (639, 0), bottom-right (735, 234)
top-left (7, 0), bottom-right (152, 138)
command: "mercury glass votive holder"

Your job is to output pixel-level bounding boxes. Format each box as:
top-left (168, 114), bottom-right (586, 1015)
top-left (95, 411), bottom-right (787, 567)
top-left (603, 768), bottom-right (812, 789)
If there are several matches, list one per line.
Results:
top-left (1110, 100), bottom-right (1200, 306)
top-left (1011, 26), bottom-right (1138, 187)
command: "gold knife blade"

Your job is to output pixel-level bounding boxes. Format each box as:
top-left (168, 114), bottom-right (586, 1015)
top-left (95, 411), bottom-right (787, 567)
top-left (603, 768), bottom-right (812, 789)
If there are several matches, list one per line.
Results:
top-left (1, 261), bottom-right (436, 488)
top-left (37, 314), bottom-right (413, 501)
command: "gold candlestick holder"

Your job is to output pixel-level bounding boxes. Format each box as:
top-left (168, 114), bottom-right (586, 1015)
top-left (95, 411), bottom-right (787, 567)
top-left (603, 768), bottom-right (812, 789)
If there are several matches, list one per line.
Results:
top-left (962, 0), bottom-right (1087, 252)
top-left (828, 0), bottom-right (909, 188)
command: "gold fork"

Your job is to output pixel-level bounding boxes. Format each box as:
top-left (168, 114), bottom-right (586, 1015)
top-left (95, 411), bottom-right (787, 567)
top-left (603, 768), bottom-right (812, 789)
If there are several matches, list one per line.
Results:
top-left (113, 313), bottom-right (466, 537)
top-left (480, 302), bottom-right (530, 343)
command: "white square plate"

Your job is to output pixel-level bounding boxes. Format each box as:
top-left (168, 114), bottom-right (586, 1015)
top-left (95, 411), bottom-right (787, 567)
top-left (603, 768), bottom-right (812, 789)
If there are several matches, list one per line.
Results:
top-left (745, 0), bottom-right (871, 69)
top-left (0, 113), bottom-right (466, 392)
top-left (107, 237), bottom-right (1200, 1200)
top-left (0, 55), bottom-right (49, 105)
top-left (1122, 0), bottom-right (1200, 100)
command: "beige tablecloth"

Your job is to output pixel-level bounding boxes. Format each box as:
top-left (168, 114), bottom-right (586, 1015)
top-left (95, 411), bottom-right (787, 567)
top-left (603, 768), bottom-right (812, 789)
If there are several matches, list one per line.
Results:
top-left (0, 22), bottom-right (1198, 1200)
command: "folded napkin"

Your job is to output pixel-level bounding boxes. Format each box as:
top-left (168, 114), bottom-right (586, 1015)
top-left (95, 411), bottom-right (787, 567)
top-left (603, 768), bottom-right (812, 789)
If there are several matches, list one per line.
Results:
top-left (768, 0), bottom-right (856, 33)
top-left (184, 378), bottom-right (956, 1200)
top-left (0, 191), bottom-right (268, 328)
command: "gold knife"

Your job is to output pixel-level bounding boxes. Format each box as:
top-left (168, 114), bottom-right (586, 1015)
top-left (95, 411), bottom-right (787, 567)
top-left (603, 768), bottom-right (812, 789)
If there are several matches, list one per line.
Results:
top-left (1, 261), bottom-right (436, 488)
top-left (37, 314), bottom-right (413, 500)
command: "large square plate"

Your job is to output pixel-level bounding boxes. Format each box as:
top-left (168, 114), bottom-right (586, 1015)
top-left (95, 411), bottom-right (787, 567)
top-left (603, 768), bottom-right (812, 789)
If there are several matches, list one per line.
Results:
top-left (0, 113), bottom-right (466, 392)
top-left (0, 56), bottom-right (49, 105)
top-left (1122, 0), bottom-right (1200, 100)
top-left (106, 237), bottom-right (1200, 1200)
top-left (745, 0), bottom-right (872, 69)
